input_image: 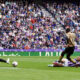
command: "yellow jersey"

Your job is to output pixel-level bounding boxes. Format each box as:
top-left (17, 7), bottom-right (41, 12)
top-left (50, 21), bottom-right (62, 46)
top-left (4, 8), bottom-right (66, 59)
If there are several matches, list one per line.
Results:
top-left (66, 32), bottom-right (76, 47)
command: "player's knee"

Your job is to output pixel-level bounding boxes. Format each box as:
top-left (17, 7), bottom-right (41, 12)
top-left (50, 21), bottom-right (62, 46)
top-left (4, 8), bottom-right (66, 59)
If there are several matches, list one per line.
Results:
top-left (66, 56), bottom-right (70, 60)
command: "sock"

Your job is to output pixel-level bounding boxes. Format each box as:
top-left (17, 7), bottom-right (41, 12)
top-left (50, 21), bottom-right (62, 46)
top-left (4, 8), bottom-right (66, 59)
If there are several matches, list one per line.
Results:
top-left (70, 59), bottom-right (76, 64)
top-left (58, 56), bottom-right (63, 62)
top-left (0, 59), bottom-right (6, 63)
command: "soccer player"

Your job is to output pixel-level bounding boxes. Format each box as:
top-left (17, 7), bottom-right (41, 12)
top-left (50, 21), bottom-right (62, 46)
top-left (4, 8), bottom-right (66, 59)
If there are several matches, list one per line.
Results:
top-left (58, 28), bottom-right (76, 64)
top-left (0, 58), bottom-right (10, 64)
top-left (48, 57), bottom-right (80, 67)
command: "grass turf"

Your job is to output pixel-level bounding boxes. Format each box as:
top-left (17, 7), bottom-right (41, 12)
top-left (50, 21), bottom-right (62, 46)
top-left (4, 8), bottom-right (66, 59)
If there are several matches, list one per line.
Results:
top-left (0, 56), bottom-right (80, 80)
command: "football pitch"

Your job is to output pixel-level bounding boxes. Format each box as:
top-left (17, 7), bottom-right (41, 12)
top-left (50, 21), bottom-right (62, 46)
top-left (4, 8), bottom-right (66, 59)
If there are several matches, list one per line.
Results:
top-left (0, 56), bottom-right (80, 80)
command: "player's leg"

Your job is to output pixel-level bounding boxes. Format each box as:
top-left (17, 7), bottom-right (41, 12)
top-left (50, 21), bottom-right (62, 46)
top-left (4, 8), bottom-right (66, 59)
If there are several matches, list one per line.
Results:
top-left (58, 50), bottom-right (66, 62)
top-left (0, 59), bottom-right (6, 63)
top-left (0, 58), bottom-right (10, 64)
top-left (58, 47), bottom-right (69, 62)
top-left (67, 54), bottom-right (76, 64)
top-left (66, 47), bottom-right (76, 64)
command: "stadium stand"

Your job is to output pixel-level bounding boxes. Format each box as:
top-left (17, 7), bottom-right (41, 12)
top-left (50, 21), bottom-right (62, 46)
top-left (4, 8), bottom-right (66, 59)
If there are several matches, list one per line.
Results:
top-left (0, 0), bottom-right (80, 49)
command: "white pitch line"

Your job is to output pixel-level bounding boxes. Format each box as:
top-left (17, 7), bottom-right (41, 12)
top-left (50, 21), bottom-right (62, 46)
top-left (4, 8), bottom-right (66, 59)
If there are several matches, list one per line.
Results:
top-left (0, 67), bottom-right (20, 69)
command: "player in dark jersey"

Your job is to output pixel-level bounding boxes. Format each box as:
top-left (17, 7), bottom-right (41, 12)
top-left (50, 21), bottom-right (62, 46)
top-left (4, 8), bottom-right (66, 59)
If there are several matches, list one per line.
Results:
top-left (58, 28), bottom-right (76, 64)
top-left (0, 58), bottom-right (10, 64)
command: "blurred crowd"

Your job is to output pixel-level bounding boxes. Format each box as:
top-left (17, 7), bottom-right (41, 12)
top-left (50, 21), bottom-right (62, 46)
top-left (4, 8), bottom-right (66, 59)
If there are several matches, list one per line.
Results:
top-left (0, 1), bottom-right (80, 49)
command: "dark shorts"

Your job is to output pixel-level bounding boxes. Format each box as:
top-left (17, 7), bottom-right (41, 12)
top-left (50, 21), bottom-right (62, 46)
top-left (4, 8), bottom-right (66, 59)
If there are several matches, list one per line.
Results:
top-left (61, 46), bottom-right (75, 56)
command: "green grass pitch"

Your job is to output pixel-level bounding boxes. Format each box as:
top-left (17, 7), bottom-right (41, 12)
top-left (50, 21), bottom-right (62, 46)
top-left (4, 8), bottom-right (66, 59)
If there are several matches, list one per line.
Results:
top-left (0, 56), bottom-right (80, 80)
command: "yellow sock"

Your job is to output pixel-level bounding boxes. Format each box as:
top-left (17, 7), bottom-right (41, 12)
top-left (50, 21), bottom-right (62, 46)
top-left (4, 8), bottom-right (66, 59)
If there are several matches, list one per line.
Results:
top-left (70, 59), bottom-right (76, 64)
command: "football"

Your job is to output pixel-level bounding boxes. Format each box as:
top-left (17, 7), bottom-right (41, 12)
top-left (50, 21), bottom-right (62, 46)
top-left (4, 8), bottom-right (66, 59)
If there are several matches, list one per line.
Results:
top-left (12, 61), bottom-right (18, 67)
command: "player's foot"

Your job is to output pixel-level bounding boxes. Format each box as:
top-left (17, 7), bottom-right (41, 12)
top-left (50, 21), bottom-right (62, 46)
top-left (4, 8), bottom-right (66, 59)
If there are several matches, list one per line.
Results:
top-left (48, 64), bottom-right (53, 67)
top-left (58, 60), bottom-right (61, 63)
top-left (6, 58), bottom-right (10, 64)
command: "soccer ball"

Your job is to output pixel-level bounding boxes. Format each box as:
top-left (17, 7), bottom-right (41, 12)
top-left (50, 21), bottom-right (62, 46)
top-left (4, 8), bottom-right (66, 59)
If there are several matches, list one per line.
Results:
top-left (12, 61), bottom-right (18, 67)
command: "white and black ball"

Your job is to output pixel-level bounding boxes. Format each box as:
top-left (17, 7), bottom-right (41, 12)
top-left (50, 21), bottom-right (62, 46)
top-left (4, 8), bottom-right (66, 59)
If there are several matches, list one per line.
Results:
top-left (12, 61), bottom-right (18, 67)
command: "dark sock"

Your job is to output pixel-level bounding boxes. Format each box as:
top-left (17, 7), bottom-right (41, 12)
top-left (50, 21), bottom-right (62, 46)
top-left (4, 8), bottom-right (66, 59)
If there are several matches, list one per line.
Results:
top-left (58, 56), bottom-right (63, 62)
top-left (0, 59), bottom-right (6, 63)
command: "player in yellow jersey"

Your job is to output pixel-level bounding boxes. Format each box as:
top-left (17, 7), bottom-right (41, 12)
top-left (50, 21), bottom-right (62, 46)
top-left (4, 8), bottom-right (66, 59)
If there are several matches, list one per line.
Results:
top-left (58, 28), bottom-right (76, 64)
